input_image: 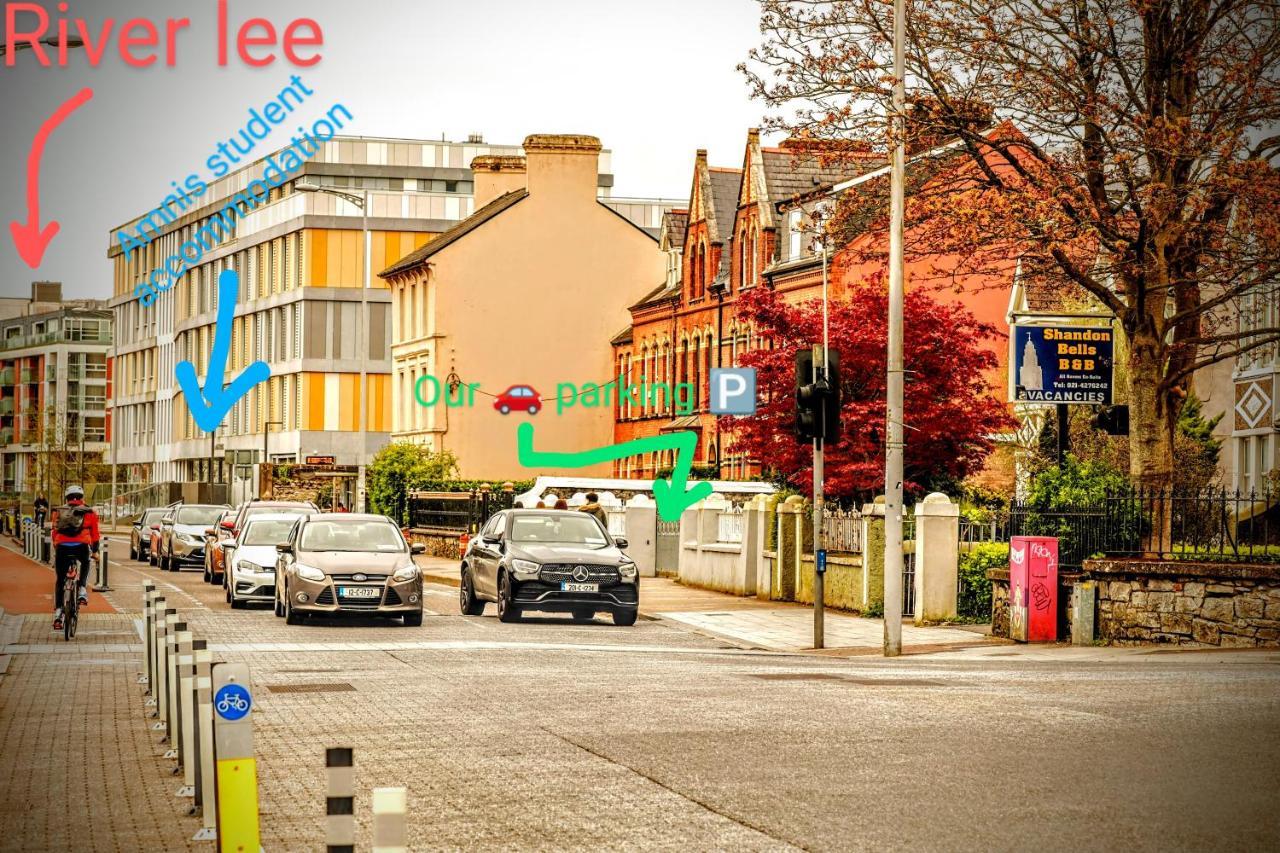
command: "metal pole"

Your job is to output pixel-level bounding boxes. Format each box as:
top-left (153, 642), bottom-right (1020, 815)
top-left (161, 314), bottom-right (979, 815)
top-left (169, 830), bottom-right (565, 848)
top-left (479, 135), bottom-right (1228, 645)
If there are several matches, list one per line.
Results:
top-left (814, 240), bottom-right (830, 650)
top-left (177, 627), bottom-right (196, 797)
top-left (164, 618), bottom-right (183, 758)
top-left (192, 642), bottom-right (217, 840)
top-left (372, 787), bottom-right (408, 853)
top-left (142, 583), bottom-right (155, 691)
top-left (1056, 404), bottom-right (1069, 469)
top-left (357, 189), bottom-right (371, 514)
top-left (153, 605), bottom-right (171, 726)
top-left (883, 0), bottom-right (907, 657)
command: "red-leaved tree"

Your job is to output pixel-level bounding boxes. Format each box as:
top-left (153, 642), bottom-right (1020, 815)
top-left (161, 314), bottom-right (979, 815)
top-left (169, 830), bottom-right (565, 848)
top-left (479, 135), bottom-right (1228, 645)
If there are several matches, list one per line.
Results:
top-left (722, 284), bottom-right (1013, 500)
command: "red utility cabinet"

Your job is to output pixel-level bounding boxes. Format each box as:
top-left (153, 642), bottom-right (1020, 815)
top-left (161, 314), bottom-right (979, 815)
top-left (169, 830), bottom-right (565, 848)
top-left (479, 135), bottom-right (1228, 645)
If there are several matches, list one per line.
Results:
top-left (1009, 536), bottom-right (1058, 642)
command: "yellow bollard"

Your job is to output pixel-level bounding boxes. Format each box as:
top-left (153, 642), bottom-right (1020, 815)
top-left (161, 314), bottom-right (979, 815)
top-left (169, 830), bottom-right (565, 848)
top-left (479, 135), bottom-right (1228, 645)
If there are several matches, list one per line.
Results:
top-left (212, 662), bottom-right (260, 853)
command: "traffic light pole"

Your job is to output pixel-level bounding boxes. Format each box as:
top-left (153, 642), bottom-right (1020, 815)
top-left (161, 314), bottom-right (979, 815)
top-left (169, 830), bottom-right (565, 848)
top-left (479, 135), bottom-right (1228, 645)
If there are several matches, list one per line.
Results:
top-left (814, 238), bottom-right (830, 651)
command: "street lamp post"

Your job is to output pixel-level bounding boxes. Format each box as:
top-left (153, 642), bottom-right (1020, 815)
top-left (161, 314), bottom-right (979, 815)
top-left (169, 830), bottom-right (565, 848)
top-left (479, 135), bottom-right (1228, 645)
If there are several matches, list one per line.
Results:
top-left (296, 182), bottom-right (371, 511)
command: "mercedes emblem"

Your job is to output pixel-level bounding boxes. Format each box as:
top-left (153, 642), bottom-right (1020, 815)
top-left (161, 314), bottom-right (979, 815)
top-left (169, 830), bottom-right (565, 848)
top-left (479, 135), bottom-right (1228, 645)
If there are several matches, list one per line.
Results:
top-left (572, 565), bottom-right (589, 582)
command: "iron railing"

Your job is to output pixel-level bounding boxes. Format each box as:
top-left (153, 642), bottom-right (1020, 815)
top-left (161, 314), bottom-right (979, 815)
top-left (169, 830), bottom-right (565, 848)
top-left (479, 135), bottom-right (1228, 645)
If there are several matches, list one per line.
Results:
top-left (821, 508), bottom-right (863, 553)
top-left (407, 489), bottom-right (516, 533)
top-left (1010, 487), bottom-right (1279, 572)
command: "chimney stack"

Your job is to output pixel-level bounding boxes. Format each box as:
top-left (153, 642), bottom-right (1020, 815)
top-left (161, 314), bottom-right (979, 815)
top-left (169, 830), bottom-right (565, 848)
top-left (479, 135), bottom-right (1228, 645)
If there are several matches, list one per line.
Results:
top-left (522, 134), bottom-right (602, 201)
top-left (470, 155), bottom-right (526, 208)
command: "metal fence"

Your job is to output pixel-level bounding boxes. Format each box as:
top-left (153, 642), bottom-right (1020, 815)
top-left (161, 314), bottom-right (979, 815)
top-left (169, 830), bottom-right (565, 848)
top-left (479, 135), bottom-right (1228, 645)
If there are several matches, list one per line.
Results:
top-left (821, 508), bottom-right (862, 553)
top-left (407, 489), bottom-right (515, 533)
top-left (717, 507), bottom-right (744, 544)
top-left (1010, 487), bottom-right (1279, 572)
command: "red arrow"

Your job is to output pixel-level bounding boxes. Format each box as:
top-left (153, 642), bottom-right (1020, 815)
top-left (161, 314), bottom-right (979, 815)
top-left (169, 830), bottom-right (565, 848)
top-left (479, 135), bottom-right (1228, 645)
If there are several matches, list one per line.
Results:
top-left (10, 87), bottom-right (94, 269)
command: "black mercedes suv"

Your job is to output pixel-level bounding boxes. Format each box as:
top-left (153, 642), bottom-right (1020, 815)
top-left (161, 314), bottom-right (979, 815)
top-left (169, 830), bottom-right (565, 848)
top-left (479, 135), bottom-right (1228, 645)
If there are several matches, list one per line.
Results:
top-left (458, 509), bottom-right (639, 626)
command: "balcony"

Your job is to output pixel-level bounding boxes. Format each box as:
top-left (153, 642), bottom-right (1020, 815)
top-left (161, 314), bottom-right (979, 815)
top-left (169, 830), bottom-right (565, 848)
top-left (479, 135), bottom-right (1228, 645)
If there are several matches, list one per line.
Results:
top-left (0, 399), bottom-right (12, 415)
top-left (0, 368), bottom-right (12, 385)
top-left (0, 328), bottom-right (113, 353)
top-left (20, 368), bottom-right (37, 384)
top-left (0, 428), bottom-right (11, 444)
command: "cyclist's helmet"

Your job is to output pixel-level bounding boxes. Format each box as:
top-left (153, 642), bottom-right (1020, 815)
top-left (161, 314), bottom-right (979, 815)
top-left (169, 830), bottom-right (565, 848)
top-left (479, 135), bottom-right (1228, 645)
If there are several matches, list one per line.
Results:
top-left (65, 485), bottom-right (85, 500)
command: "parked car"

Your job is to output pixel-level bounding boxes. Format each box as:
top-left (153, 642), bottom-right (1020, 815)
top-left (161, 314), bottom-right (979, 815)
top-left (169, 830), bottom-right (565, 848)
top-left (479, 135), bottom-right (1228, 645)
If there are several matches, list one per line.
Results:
top-left (493, 385), bottom-right (541, 415)
top-left (274, 513), bottom-right (426, 626)
top-left (225, 514), bottom-right (300, 609)
top-left (159, 504), bottom-right (229, 572)
top-left (213, 500), bottom-right (318, 586)
top-left (130, 508), bottom-right (168, 561)
top-left (459, 509), bottom-right (637, 625)
top-left (202, 509), bottom-right (238, 583)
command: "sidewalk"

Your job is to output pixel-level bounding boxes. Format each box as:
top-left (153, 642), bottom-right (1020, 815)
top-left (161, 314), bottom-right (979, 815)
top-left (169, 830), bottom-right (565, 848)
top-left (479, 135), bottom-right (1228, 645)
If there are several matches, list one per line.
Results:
top-left (0, 538), bottom-right (116, 616)
top-left (414, 553), bottom-right (998, 654)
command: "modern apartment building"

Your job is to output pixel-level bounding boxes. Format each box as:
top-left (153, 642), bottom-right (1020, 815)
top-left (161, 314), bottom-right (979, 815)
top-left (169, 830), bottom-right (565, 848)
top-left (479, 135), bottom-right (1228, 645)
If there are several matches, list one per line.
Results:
top-left (0, 283), bottom-right (112, 499)
top-left (108, 134), bottom-right (618, 503)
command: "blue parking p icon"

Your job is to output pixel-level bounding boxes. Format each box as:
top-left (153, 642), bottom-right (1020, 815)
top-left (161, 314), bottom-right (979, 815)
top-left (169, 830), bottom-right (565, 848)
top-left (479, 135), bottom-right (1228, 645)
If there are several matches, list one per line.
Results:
top-left (710, 368), bottom-right (756, 415)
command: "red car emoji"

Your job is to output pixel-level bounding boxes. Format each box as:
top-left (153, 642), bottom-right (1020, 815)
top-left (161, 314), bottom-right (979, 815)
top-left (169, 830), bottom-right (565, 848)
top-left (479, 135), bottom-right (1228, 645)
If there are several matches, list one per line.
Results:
top-left (494, 385), bottom-right (541, 415)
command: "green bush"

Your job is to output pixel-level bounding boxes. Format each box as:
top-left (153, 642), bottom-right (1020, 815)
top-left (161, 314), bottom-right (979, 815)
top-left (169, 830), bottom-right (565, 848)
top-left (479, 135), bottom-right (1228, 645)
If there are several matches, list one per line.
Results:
top-left (958, 542), bottom-right (1008, 620)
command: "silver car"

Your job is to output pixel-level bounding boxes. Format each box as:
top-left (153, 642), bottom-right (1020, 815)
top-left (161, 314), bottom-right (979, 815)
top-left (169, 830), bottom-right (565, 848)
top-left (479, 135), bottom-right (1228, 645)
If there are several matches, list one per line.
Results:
top-left (225, 514), bottom-right (299, 609)
top-left (160, 504), bottom-right (229, 572)
top-left (274, 513), bottom-right (426, 626)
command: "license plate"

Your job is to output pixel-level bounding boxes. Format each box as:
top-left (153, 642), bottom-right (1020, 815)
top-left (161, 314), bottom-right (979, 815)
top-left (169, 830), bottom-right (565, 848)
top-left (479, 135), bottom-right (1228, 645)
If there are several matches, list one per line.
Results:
top-left (561, 582), bottom-right (598, 593)
top-left (339, 586), bottom-right (380, 599)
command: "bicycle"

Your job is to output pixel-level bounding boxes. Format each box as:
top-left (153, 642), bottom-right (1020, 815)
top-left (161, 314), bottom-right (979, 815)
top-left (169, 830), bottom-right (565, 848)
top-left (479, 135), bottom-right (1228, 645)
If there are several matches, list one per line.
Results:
top-left (60, 553), bottom-right (96, 642)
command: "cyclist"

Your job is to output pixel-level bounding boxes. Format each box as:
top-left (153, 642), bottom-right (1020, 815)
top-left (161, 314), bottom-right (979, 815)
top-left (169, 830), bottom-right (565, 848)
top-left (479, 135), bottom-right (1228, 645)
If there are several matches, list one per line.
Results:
top-left (51, 485), bottom-right (100, 632)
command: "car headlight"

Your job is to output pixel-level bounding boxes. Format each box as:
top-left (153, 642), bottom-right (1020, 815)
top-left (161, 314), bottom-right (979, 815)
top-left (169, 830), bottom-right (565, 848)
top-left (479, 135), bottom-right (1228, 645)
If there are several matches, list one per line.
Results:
top-left (619, 560), bottom-right (637, 579)
top-left (237, 560), bottom-right (266, 575)
top-left (392, 565), bottom-right (419, 582)
top-left (179, 533), bottom-right (200, 545)
top-left (296, 564), bottom-right (325, 582)
top-left (511, 559), bottom-right (541, 579)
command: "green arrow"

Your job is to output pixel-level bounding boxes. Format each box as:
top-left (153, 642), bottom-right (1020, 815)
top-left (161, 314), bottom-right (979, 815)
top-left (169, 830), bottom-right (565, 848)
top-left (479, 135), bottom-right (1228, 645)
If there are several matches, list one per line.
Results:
top-left (516, 422), bottom-right (713, 521)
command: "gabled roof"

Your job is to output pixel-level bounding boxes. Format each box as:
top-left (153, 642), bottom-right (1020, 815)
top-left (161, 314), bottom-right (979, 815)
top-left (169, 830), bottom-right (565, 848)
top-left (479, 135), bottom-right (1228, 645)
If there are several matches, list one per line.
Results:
top-left (610, 325), bottom-right (634, 345)
top-left (629, 279), bottom-right (680, 311)
top-left (708, 168), bottom-right (743, 243)
top-left (378, 190), bottom-right (529, 278)
top-left (760, 146), bottom-right (875, 207)
top-left (660, 210), bottom-right (688, 252)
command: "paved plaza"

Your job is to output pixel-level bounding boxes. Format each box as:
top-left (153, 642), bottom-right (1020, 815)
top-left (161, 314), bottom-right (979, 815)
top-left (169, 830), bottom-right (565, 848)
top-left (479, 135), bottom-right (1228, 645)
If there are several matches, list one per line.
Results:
top-left (2, 535), bottom-right (1279, 851)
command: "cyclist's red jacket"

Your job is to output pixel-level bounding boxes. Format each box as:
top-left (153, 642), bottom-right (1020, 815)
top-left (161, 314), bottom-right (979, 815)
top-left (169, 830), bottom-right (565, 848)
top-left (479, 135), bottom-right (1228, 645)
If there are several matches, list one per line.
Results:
top-left (52, 499), bottom-right (101, 548)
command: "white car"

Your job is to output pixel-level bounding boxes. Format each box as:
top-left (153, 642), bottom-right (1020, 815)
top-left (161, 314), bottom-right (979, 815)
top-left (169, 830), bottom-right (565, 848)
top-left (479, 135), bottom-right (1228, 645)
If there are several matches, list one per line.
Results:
top-left (226, 514), bottom-right (300, 609)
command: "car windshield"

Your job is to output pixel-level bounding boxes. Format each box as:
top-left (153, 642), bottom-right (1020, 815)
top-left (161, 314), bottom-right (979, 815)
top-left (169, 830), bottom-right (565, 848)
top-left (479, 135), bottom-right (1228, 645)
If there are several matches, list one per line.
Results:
top-left (141, 510), bottom-right (163, 525)
top-left (176, 506), bottom-right (224, 525)
top-left (241, 519), bottom-right (296, 546)
top-left (246, 507), bottom-right (308, 525)
top-left (299, 520), bottom-right (404, 552)
top-left (509, 514), bottom-right (608, 546)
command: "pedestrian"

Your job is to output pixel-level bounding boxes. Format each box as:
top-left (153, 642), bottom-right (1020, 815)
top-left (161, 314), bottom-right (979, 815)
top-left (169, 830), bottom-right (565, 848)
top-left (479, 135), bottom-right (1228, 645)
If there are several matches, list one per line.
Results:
top-left (33, 494), bottom-right (49, 528)
top-left (553, 498), bottom-right (569, 510)
top-left (336, 501), bottom-right (349, 513)
top-left (578, 492), bottom-right (607, 527)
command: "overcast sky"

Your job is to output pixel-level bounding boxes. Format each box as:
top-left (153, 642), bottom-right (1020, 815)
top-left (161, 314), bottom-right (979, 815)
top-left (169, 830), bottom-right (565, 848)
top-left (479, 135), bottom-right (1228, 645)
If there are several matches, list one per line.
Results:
top-left (0, 0), bottom-right (769, 299)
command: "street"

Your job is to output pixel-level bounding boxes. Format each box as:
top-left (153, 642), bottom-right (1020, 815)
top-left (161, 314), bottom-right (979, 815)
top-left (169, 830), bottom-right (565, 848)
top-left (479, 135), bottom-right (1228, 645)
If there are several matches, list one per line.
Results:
top-left (0, 535), bottom-right (1277, 852)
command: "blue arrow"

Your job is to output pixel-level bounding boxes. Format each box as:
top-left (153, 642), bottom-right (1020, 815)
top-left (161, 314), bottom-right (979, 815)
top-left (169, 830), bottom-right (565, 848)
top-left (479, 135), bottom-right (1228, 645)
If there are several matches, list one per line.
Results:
top-left (176, 269), bottom-right (271, 433)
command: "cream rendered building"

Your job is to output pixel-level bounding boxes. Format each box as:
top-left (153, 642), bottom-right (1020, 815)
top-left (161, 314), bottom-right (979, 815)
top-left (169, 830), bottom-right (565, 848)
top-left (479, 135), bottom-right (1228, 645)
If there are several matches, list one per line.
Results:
top-left (381, 135), bottom-right (669, 478)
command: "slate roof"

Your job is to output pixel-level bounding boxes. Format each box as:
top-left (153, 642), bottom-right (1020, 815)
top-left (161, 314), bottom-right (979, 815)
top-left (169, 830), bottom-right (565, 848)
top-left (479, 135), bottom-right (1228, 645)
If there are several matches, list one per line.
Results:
top-left (630, 280), bottom-right (680, 311)
top-left (379, 190), bottom-right (529, 277)
top-left (610, 325), bottom-right (634, 345)
top-left (761, 146), bottom-right (879, 208)
top-left (707, 168), bottom-right (743, 243)
top-left (661, 210), bottom-right (689, 251)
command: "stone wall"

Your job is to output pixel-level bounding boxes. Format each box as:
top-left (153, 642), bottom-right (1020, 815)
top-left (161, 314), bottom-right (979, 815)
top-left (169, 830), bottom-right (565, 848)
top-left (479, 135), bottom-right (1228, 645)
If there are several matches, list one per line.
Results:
top-left (264, 465), bottom-right (357, 508)
top-left (405, 529), bottom-right (463, 560)
top-left (1087, 559), bottom-right (1280, 648)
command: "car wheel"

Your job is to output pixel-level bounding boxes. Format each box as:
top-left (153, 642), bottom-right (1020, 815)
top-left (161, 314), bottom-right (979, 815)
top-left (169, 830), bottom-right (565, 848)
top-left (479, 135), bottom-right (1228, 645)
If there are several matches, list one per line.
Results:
top-left (203, 558), bottom-right (212, 583)
top-left (459, 569), bottom-right (485, 616)
top-left (497, 572), bottom-right (520, 623)
top-left (230, 595), bottom-right (245, 610)
top-left (528, 404), bottom-right (539, 415)
top-left (274, 587), bottom-right (285, 618)
top-left (130, 543), bottom-right (138, 561)
top-left (403, 610), bottom-right (423, 627)
top-left (613, 609), bottom-right (638, 627)
top-left (285, 587), bottom-right (302, 625)
top-left (225, 584), bottom-right (232, 604)
top-left (149, 550), bottom-right (157, 567)
top-left (499, 404), bottom-right (510, 414)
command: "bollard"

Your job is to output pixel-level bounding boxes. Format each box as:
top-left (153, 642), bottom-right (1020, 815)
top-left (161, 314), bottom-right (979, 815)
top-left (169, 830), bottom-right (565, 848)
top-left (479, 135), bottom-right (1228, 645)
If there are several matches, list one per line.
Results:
top-left (192, 642), bottom-right (218, 841)
top-left (152, 603), bottom-right (170, 725)
top-left (372, 787), bottom-right (408, 853)
top-left (94, 540), bottom-right (112, 592)
top-left (176, 627), bottom-right (196, 796)
top-left (213, 662), bottom-right (260, 853)
top-left (141, 583), bottom-right (155, 689)
top-left (326, 747), bottom-right (355, 853)
top-left (164, 618), bottom-right (183, 758)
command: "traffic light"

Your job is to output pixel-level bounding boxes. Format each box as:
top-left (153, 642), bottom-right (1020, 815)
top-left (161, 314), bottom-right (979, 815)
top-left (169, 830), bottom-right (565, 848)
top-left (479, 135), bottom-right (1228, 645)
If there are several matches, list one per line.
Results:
top-left (795, 347), bottom-right (841, 443)
top-left (1092, 405), bottom-right (1129, 435)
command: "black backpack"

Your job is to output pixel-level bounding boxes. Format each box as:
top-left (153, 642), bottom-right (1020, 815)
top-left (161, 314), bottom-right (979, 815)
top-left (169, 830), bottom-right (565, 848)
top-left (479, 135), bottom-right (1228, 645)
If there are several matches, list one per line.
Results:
top-left (55, 505), bottom-right (88, 536)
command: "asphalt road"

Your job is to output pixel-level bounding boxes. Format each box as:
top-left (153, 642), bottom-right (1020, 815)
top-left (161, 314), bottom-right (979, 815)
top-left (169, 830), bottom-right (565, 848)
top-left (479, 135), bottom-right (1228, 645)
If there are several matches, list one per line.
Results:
top-left (5, 535), bottom-right (1279, 851)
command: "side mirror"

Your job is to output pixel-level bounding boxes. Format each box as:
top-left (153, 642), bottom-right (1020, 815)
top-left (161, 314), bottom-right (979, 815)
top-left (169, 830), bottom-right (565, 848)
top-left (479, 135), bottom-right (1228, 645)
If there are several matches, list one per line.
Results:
top-left (275, 542), bottom-right (293, 554)
top-left (410, 543), bottom-right (426, 555)
top-left (614, 536), bottom-right (629, 549)
top-left (220, 519), bottom-right (236, 531)
top-left (161, 517), bottom-right (174, 526)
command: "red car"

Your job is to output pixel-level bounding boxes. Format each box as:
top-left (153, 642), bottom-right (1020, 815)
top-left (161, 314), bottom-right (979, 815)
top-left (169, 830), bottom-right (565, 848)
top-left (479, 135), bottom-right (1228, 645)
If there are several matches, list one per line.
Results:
top-left (494, 385), bottom-right (541, 415)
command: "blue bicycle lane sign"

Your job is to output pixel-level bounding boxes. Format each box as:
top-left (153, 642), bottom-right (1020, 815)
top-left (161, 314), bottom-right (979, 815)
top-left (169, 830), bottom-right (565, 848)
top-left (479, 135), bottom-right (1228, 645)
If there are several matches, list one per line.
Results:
top-left (215, 682), bottom-right (252, 721)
